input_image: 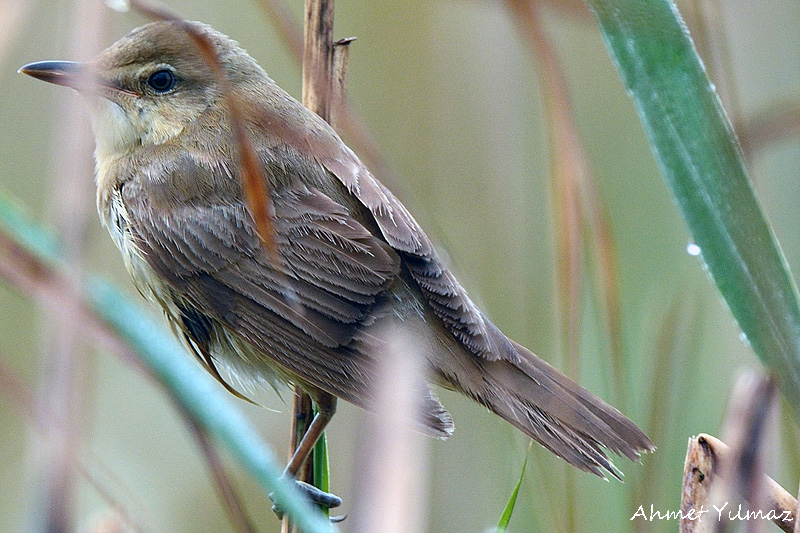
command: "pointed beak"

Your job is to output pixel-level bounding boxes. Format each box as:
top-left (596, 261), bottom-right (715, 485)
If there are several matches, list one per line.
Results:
top-left (18, 60), bottom-right (86, 89)
top-left (19, 60), bottom-right (138, 101)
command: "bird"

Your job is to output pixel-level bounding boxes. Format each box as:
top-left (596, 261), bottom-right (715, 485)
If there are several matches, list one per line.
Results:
top-left (20, 19), bottom-right (653, 513)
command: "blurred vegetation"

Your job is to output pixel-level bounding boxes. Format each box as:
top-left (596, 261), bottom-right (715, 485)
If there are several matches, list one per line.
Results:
top-left (1, 0), bottom-right (799, 532)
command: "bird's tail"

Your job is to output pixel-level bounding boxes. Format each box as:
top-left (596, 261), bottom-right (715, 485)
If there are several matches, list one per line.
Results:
top-left (435, 338), bottom-right (654, 478)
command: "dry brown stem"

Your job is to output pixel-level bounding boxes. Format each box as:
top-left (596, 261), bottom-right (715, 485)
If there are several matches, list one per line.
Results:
top-left (285, 1), bottom-right (338, 531)
top-left (681, 373), bottom-right (797, 533)
top-left (681, 434), bottom-right (795, 533)
top-left (681, 373), bottom-right (793, 532)
top-left (256, 0), bottom-right (392, 182)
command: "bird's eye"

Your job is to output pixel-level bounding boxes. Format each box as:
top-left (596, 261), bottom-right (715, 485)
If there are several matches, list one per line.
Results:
top-left (146, 69), bottom-right (176, 93)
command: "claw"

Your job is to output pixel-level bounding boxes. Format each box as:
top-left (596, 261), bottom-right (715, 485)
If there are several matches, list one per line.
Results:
top-left (296, 480), bottom-right (342, 508)
top-left (270, 479), bottom-right (342, 519)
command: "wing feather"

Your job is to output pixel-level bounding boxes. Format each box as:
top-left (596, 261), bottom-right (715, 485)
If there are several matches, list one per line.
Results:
top-left (121, 152), bottom-right (399, 360)
top-left (321, 147), bottom-right (519, 362)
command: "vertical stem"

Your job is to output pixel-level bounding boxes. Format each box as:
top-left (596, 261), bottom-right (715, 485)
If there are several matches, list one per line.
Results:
top-left (286, 0), bottom-right (336, 531)
top-left (302, 0), bottom-right (335, 122)
top-left (290, 392), bottom-right (315, 484)
top-left (284, 391), bottom-right (314, 533)
top-left (331, 37), bottom-right (355, 131)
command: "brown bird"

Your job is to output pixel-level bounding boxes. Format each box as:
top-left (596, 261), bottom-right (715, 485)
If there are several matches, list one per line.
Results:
top-left (20, 20), bottom-right (653, 511)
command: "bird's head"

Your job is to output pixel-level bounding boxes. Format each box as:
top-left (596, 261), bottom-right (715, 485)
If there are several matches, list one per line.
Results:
top-left (19, 20), bottom-right (267, 161)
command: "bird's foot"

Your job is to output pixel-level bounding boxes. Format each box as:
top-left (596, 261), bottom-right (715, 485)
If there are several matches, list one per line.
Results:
top-left (270, 479), bottom-right (342, 519)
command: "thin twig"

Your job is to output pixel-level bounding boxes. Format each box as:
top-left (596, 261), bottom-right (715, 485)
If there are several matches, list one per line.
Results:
top-left (302, 0), bottom-right (334, 122)
top-left (288, 390), bottom-right (315, 488)
top-left (507, 0), bottom-right (582, 384)
top-left (506, 3), bottom-right (593, 530)
top-left (331, 37), bottom-right (356, 132)
top-left (680, 435), bottom-right (717, 533)
top-left (34, 2), bottom-right (107, 529)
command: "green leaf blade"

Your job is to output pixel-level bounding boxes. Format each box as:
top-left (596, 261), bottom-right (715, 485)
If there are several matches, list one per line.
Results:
top-left (587, 0), bottom-right (800, 410)
top-left (313, 427), bottom-right (330, 521)
top-left (0, 192), bottom-right (334, 533)
top-left (496, 449), bottom-right (530, 533)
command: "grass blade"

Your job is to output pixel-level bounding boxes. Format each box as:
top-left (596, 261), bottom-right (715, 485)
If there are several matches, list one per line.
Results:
top-left (496, 445), bottom-right (530, 532)
top-left (587, 0), bottom-right (800, 412)
top-left (0, 192), bottom-right (334, 533)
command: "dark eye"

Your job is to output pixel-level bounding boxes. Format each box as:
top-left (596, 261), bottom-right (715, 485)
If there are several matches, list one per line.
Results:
top-left (146, 69), bottom-right (176, 93)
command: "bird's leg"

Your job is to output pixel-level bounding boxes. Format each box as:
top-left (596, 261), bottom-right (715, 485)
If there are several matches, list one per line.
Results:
top-left (285, 392), bottom-right (336, 477)
top-left (271, 392), bottom-right (341, 518)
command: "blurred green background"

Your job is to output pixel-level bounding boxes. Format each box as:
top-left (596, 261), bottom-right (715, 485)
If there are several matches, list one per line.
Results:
top-left (1, 0), bottom-right (799, 531)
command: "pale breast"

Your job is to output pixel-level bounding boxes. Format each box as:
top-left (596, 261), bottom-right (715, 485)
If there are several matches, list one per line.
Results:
top-left (100, 184), bottom-right (172, 309)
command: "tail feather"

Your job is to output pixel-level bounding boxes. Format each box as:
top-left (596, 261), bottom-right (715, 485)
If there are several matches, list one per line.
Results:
top-left (433, 338), bottom-right (654, 478)
top-left (419, 387), bottom-right (455, 439)
top-left (508, 340), bottom-right (654, 461)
